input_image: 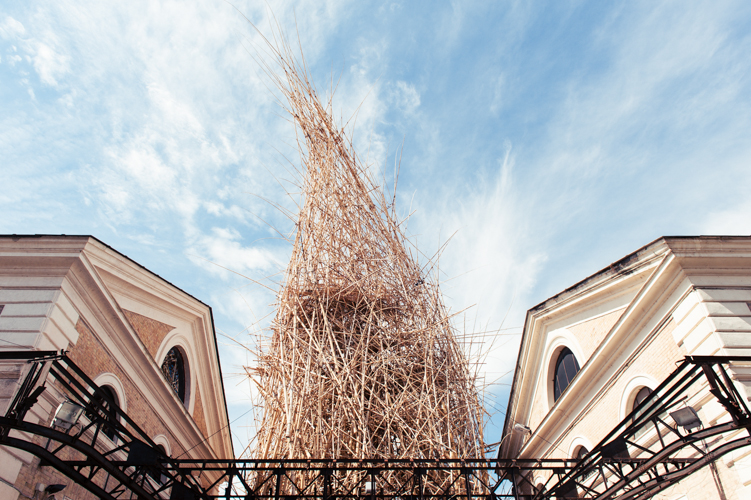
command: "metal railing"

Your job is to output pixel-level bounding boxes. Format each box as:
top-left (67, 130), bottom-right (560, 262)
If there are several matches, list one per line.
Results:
top-left (1, 352), bottom-right (750, 500)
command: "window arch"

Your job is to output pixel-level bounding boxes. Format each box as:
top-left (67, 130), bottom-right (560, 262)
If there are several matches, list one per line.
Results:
top-left (553, 348), bottom-right (580, 401)
top-left (633, 386), bottom-right (652, 413)
top-left (573, 444), bottom-right (593, 482)
top-left (619, 375), bottom-right (658, 421)
top-left (152, 434), bottom-right (171, 457)
top-left (161, 346), bottom-right (187, 403)
top-left (97, 385), bottom-right (120, 442)
top-left (631, 386), bottom-right (654, 439)
top-left (154, 331), bottom-right (196, 412)
top-left (92, 373), bottom-right (127, 443)
top-left (543, 329), bottom-right (586, 410)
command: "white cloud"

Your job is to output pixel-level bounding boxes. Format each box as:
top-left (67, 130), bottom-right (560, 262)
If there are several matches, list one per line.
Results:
top-left (58, 90), bottom-right (75, 108)
top-left (188, 227), bottom-right (282, 279)
top-left (702, 200), bottom-right (751, 235)
top-left (411, 143), bottom-right (546, 387)
top-left (204, 201), bottom-right (249, 222)
top-left (30, 41), bottom-right (69, 86)
top-left (0, 16), bottom-right (25, 40)
top-left (1, 15), bottom-right (70, 86)
top-left (391, 80), bottom-right (420, 113)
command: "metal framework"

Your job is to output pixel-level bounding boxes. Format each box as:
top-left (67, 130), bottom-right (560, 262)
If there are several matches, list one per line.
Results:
top-left (1, 351), bottom-right (750, 500)
top-left (0, 351), bottom-right (205, 500)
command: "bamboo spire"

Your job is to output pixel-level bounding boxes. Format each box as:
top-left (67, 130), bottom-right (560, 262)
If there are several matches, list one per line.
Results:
top-left (247, 28), bottom-right (484, 470)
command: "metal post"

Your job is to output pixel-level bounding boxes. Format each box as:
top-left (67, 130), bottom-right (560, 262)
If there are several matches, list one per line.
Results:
top-left (274, 470), bottom-right (282, 500)
top-left (323, 469), bottom-right (332, 500)
top-left (225, 469), bottom-right (234, 500)
top-left (463, 467), bottom-right (472, 500)
top-left (413, 468), bottom-right (424, 500)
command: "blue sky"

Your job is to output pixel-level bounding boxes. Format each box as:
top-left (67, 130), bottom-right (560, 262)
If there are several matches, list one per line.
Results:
top-left (2, 1), bottom-right (751, 455)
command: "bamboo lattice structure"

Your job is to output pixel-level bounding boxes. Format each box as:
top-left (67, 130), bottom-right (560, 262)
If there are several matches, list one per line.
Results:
top-left (246, 28), bottom-right (485, 495)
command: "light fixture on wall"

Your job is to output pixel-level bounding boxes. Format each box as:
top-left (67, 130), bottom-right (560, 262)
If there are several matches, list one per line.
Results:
top-left (489, 423), bottom-right (533, 454)
top-left (34, 483), bottom-right (66, 500)
top-left (669, 407), bottom-right (702, 432)
top-left (51, 401), bottom-right (84, 431)
top-left (513, 423), bottom-right (532, 435)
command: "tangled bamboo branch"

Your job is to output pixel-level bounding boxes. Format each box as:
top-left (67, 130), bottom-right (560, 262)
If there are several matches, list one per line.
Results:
top-left (245, 22), bottom-right (485, 495)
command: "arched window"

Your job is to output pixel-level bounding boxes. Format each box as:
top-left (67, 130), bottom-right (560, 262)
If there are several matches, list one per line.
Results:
top-left (553, 348), bottom-right (580, 401)
top-left (161, 346), bottom-right (186, 402)
top-left (633, 386), bottom-right (652, 411)
top-left (97, 385), bottom-right (119, 442)
top-left (632, 386), bottom-right (653, 438)
top-left (574, 445), bottom-right (593, 481)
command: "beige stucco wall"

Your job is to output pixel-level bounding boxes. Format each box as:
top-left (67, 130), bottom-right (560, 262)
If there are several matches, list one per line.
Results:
top-left (526, 307), bottom-right (626, 432)
top-left (509, 239), bottom-right (751, 500)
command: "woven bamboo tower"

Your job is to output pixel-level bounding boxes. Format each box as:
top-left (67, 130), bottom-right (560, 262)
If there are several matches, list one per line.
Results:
top-left (246, 28), bottom-right (484, 494)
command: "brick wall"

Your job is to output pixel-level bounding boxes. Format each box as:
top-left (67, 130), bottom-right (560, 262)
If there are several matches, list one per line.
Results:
top-left (193, 384), bottom-right (208, 438)
top-left (67, 318), bottom-right (188, 456)
top-left (121, 309), bottom-right (209, 438)
top-left (539, 319), bottom-right (743, 499)
top-left (552, 319), bottom-right (685, 460)
top-left (122, 309), bottom-right (175, 360)
top-left (11, 317), bottom-right (213, 497)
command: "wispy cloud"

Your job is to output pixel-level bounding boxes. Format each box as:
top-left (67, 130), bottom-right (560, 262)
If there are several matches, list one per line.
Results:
top-left (188, 226), bottom-right (283, 278)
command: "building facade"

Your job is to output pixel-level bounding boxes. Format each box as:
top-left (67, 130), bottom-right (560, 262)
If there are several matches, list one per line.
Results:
top-left (0, 235), bottom-right (233, 499)
top-left (501, 236), bottom-right (751, 499)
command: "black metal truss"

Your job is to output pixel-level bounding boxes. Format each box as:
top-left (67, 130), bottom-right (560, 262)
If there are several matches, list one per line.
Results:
top-left (518, 355), bottom-right (751, 500)
top-left (1, 352), bottom-right (750, 500)
top-left (0, 350), bottom-right (206, 500)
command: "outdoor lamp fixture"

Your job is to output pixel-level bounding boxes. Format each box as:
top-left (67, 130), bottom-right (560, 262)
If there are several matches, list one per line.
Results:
top-left (51, 400), bottom-right (84, 431)
top-left (488, 423), bottom-right (533, 452)
top-left (34, 483), bottom-right (66, 500)
top-left (44, 484), bottom-right (66, 500)
top-left (669, 406), bottom-right (702, 432)
top-left (513, 423), bottom-right (532, 435)
top-left (44, 485), bottom-right (66, 494)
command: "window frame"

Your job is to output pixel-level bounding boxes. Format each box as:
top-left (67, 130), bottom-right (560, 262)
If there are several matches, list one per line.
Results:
top-left (161, 346), bottom-right (187, 403)
top-left (553, 347), bottom-right (580, 402)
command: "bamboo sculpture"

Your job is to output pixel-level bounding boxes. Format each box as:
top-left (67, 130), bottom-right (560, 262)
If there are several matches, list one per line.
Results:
top-left (246, 28), bottom-right (485, 495)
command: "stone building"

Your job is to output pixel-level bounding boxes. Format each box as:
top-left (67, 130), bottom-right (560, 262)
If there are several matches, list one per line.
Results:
top-left (0, 235), bottom-right (233, 499)
top-left (500, 236), bottom-right (751, 499)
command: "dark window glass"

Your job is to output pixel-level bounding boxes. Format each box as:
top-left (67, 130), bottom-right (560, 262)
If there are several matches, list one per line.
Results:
top-left (575, 445), bottom-right (593, 481)
top-left (634, 386), bottom-right (651, 408)
top-left (98, 385), bottom-right (119, 442)
top-left (632, 386), bottom-right (652, 422)
top-left (0, 305), bottom-right (4, 315)
top-left (161, 347), bottom-right (186, 402)
top-left (554, 348), bottom-right (580, 401)
top-left (632, 386), bottom-right (653, 438)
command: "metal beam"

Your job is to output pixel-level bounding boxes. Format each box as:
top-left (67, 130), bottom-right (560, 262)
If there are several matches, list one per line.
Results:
top-left (1, 352), bottom-right (751, 500)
